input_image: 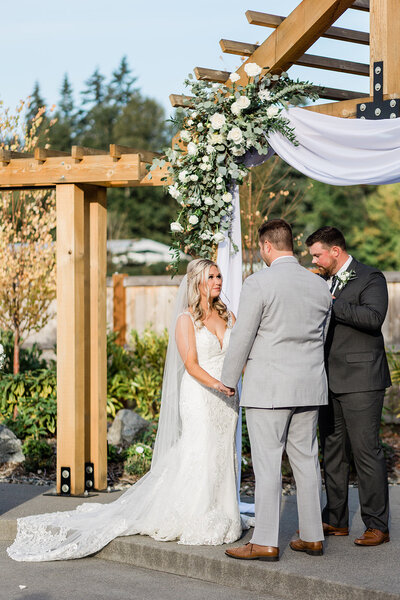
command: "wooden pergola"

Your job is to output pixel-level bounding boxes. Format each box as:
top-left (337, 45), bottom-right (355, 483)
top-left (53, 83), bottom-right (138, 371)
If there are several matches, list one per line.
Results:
top-left (0, 0), bottom-right (398, 495)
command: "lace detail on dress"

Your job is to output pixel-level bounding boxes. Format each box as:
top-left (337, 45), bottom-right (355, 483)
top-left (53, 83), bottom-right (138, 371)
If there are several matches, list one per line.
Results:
top-left (7, 311), bottom-right (244, 562)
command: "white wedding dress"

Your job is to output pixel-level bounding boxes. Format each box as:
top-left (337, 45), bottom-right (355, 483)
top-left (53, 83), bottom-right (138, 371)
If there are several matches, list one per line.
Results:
top-left (8, 311), bottom-right (250, 562)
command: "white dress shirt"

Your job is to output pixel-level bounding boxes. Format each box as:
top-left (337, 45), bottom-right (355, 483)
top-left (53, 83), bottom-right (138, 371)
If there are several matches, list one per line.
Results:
top-left (327, 255), bottom-right (353, 295)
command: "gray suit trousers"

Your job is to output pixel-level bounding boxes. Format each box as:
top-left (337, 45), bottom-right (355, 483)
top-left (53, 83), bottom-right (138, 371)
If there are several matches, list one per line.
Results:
top-left (246, 406), bottom-right (324, 547)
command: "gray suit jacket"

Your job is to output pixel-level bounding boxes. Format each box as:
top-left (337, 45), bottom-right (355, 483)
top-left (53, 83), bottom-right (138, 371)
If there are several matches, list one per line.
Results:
top-left (221, 256), bottom-right (332, 408)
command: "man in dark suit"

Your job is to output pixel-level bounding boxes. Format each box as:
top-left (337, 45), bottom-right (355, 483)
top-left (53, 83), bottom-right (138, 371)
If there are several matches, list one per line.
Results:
top-left (306, 226), bottom-right (391, 547)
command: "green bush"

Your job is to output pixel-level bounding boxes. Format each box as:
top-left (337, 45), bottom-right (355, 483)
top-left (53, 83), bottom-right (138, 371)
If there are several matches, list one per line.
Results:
top-left (123, 443), bottom-right (153, 476)
top-left (22, 439), bottom-right (55, 473)
top-left (0, 330), bottom-right (48, 374)
top-left (0, 369), bottom-right (57, 439)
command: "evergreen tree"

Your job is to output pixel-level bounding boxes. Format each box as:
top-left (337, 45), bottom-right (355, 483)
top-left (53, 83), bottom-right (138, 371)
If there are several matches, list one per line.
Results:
top-left (109, 56), bottom-right (137, 106)
top-left (48, 74), bottom-right (76, 151)
top-left (25, 82), bottom-right (50, 147)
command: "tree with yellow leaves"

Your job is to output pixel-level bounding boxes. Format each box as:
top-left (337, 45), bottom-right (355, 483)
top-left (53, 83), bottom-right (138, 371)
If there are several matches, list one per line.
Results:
top-left (0, 100), bottom-right (56, 374)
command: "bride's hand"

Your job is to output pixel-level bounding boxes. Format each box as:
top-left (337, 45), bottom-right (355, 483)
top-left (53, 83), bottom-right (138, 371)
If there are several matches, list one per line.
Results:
top-left (214, 381), bottom-right (235, 396)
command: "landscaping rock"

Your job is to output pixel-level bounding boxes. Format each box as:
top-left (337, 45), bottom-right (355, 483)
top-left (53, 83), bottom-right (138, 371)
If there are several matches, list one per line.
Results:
top-left (0, 426), bottom-right (25, 463)
top-left (107, 410), bottom-right (150, 448)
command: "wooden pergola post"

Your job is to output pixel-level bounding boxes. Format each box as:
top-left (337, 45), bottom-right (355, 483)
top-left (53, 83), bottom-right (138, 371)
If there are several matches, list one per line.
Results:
top-left (370, 0), bottom-right (400, 95)
top-left (56, 184), bottom-right (86, 495)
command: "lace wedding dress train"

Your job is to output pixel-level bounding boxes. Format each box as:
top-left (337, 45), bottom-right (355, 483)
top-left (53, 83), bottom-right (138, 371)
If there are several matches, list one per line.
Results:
top-left (8, 313), bottom-right (250, 562)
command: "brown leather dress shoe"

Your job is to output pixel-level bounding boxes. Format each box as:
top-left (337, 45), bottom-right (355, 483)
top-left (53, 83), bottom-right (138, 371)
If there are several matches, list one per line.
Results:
top-left (354, 528), bottom-right (390, 546)
top-left (225, 542), bottom-right (279, 562)
top-left (290, 538), bottom-right (323, 556)
top-left (323, 522), bottom-right (349, 536)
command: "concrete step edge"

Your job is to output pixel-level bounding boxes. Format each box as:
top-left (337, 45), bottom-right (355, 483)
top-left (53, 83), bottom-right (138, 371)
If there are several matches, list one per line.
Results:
top-left (97, 536), bottom-right (399, 600)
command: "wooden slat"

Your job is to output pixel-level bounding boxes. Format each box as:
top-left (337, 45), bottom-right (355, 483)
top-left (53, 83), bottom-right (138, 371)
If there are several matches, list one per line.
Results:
top-left (169, 94), bottom-right (195, 108)
top-left (350, 0), bottom-right (369, 10)
top-left (56, 184), bottom-right (86, 495)
top-left (194, 67), bottom-right (230, 83)
top-left (71, 146), bottom-right (108, 162)
top-left (370, 0), bottom-right (400, 96)
top-left (113, 273), bottom-right (128, 345)
top-left (34, 148), bottom-right (70, 163)
top-left (316, 86), bottom-right (366, 100)
top-left (0, 154), bottom-right (141, 188)
top-left (234, 1), bottom-right (358, 85)
top-left (109, 144), bottom-right (160, 164)
top-left (0, 149), bottom-right (33, 165)
top-left (304, 93), bottom-right (400, 118)
top-left (297, 53), bottom-right (369, 76)
top-left (88, 186), bottom-right (108, 491)
top-left (220, 39), bottom-right (258, 56)
top-left (246, 10), bottom-right (369, 45)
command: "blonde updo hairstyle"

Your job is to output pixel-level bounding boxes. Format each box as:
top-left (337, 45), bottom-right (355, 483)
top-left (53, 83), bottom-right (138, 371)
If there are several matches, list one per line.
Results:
top-left (187, 258), bottom-right (229, 328)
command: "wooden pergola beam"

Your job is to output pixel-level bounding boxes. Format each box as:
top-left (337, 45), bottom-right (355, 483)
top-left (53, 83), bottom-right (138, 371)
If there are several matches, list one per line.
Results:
top-left (304, 92), bottom-right (400, 118)
top-left (234, 1), bottom-right (359, 86)
top-left (246, 10), bottom-right (369, 45)
top-left (169, 94), bottom-right (195, 108)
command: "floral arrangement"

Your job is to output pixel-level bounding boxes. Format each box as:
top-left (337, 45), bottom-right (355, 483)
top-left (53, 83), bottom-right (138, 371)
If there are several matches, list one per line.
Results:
top-left (336, 269), bottom-right (357, 290)
top-left (149, 63), bottom-right (317, 273)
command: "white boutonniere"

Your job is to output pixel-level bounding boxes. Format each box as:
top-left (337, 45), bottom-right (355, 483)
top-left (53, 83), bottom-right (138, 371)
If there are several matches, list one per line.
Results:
top-left (336, 270), bottom-right (356, 290)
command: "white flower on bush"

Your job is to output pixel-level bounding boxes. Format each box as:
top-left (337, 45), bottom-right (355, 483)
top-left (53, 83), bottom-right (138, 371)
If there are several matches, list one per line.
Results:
top-left (204, 197), bottom-right (213, 206)
top-left (227, 127), bottom-right (243, 144)
top-left (222, 192), bottom-right (233, 203)
top-left (213, 231), bottom-right (226, 244)
top-left (202, 155), bottom-right (210, 163)
top-left (170, 222), bottom-right (184, 233)
top-left (0, 343), bottom-right (5, 370)
top-left (180, 129), bottom-right (191, 142)
top-left (258, 89), bottom-right (271, 101)
top-left (216, 176), bottom-right (223, 184)
top-left (210, 113), bottom-right (226, 130)
top-left (189, 215), bottom-right (199, 225)
top-left (199, 163), bottom-right (208, 171)
top-left (209, 133), bottom-right (224, 145)
top-left (236, 96), bottom-right (251, 110)
top-left (178, 170), bottom-right (189, 183)
top-left (231, 102), bottom-right (241, 116)
top-left (231, 146), bottom-right (246, 156)
top-left (206, 144), bottom-right (215, 153)
top-left (187, 119), bottom-right (193, 126)
top-left (190, 174), bottom-right (199, 182)
top-left (244, 62), bottom-right (262, 77)
top-left (267, 105), bottom-right (280, 118)
top-left (168, 184), bottom-right (180, 199)
top-left (197, 123), bottom-right (204, 132)
top-left (229, 72), bottom-right (240, 83)
top-left (187, 142), bottom-right (198, 156)
top-left (136, 446), bottom-right (144, 455)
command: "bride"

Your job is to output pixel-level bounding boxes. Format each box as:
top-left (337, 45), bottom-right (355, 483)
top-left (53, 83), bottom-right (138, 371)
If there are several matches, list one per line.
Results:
top-left (8, 258), bottom-right (251, 562)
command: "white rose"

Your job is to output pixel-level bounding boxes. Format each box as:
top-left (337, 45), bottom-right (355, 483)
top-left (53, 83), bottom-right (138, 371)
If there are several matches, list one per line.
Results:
top-left (244, 62), bottom-right (262, 77)
top-left (178, 170), bottom-right (188, 183)
top-left (206, 164), bottom-right (212, 171)
top-left (222, 192), bottom-right (233, 203)
top-left (187, 119), bottom-right (193, 126)
top-left (210, 113), bottom-right (226, 130)
top-left (197, 123), bottom-right (204, 131)
top-left (187, 142), bottom-right (198, 156)
top-left (180, 129), bottom-right (191, 142)
top-left (206, 144), bottom-right (215, 153)
top-left (202, 155), bottom-right (210, 163)
top-left (199, 163), bottom-right (207, 171)
top-left (136, 446), bottom-right (144, 454)
top-left (267, 105), bottom-right (280, 118)
top-left (170, 222), bottom-right (184, 233)
top-left (231, 102), bottom-right (241, 116)
top-left (204, 197), bottom-right (213, 206)
top-left (188, 215), bottom-right (199, 225)
top-left (213, 232), bottom-right (226, 244)
top-left (258, 89), bottom-right (271, 101)
top-left (212, 83), bottom-right (220, 89)
top-left (190, 174), bottom-right (199, 182)
top-left (216, 176), bottom-right (223, 184)
top-left (227, 127), bottom-right (243, 144)
top-left (229, 72), bottom-right (240, 83)
top-left (168, 185), bottom-right (180, 199)
top-left (236, 96), bottom-right (250, 109)
top-left (227, 205), bottom-right (233, 212)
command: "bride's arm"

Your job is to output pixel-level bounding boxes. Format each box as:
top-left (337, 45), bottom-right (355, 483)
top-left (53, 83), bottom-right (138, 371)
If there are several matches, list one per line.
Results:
top-left (175, 314), bottom-right (234, 395)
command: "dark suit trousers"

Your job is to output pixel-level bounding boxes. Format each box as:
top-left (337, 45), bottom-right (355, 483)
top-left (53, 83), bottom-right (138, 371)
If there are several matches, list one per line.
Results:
top-left (319, 390), bottom-right (389, 532)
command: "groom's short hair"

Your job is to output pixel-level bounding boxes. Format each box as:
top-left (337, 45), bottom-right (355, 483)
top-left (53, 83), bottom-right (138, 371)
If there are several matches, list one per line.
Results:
top-left (258, 219), bottom-right (293, 251)
top-left (305, 226), bottom-right (347, 250)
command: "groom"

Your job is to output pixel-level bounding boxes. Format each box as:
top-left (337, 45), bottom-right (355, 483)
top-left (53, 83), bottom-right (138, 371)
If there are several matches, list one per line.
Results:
top-left (222, 219), bottom-right (332, 562)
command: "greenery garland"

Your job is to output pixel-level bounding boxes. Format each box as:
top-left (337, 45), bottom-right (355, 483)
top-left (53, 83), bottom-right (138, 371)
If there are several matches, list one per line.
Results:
top-left (149, 63), bottom-right (318, 273)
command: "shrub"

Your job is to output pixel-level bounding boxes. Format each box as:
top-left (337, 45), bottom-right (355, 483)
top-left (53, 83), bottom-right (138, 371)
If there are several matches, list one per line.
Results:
top-left (22, 439), bottom-right (55, 473)
top-left (0, 369), bottom-right (57, 439)
top-left (123, 443), bottom-right (153, 476)
top-left (0, 329), bottom-right (48, 374)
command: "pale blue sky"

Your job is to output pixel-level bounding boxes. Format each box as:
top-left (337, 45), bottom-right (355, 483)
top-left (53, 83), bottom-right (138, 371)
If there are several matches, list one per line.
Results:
top-left (1, 1), bottom-right (369, 117)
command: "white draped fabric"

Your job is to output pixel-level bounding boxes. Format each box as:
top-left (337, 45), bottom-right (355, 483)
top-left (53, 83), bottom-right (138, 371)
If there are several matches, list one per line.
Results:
top-left (217, 107), bottom-right (400, 516)
top-left (268, 107), bottom-right (400, 186)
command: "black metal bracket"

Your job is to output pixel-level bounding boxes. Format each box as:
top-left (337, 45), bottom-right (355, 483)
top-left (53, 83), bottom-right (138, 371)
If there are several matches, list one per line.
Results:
top-left (85, 462), bottom-right (95, 492)
top-left (60, 466), bottom-right (71, 495)
top-left (357, 61), bottom-right (400, 120)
